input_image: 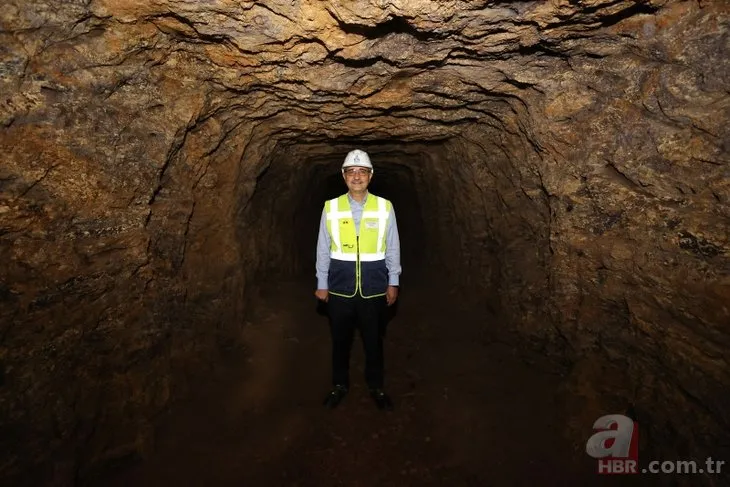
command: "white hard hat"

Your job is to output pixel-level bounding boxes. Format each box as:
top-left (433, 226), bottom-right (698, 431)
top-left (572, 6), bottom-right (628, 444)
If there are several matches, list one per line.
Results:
top-left (342, 149), bottom-right (373, 172)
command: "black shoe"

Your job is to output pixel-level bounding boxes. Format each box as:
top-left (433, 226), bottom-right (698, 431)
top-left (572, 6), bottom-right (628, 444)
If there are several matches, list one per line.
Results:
top-left (369, 388), bottom-right (394, 411)
top-left (323, 385), bottom-right (348, 409)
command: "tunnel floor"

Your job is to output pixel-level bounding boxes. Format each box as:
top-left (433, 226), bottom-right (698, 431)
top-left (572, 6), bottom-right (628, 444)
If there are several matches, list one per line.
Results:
top-left (95, 275), bottom-right (651, 487)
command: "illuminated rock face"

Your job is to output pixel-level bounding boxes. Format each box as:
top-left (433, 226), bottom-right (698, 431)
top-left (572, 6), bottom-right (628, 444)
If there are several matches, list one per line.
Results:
top-left (1, 1), bottom-right (727, 483)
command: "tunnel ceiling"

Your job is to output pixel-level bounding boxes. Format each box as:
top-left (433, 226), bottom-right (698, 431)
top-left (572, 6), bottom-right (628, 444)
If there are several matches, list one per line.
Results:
top-left (4, 0), bottom-right (714, 143)
top-left (1, 1), bottom-right (729, 485)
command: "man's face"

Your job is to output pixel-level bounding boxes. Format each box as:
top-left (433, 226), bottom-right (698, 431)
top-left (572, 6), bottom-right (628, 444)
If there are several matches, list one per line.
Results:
top-left (343, 166), bottom-right (372, 192)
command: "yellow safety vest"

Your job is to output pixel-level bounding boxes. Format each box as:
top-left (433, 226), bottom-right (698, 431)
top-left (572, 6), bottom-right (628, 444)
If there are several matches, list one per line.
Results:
top-left (325, 193), bottom-right (391, 298)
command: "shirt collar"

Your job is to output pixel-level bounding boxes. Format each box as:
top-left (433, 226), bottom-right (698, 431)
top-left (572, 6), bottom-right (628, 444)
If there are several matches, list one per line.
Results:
top-left (347, 191), bottom-right (368, 206)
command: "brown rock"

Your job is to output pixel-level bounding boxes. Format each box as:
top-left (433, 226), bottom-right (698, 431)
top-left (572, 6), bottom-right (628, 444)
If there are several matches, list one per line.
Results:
top-left (1, 0), bottom-right (728, 484)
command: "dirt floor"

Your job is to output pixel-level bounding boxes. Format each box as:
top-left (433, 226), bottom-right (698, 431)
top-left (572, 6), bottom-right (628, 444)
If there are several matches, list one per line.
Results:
top-left (96, 276), bottom-right (656, 487)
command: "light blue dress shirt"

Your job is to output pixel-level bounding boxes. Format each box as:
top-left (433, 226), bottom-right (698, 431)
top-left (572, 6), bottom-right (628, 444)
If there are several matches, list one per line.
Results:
top-left (316, 192), bottom-right (401, 290)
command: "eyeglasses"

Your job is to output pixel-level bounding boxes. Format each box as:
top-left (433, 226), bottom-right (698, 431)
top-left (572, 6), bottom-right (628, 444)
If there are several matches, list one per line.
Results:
top-left (344, 168), bottom-right (372, 176)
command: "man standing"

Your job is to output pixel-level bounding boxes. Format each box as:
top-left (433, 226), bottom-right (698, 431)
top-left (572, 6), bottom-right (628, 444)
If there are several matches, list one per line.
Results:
top-left (315, 149), bottom-right (401, 411)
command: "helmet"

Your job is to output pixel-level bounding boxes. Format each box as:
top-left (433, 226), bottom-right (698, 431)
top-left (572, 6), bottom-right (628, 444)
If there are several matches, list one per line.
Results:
top-left (341, 149), bottom-right (373, 172)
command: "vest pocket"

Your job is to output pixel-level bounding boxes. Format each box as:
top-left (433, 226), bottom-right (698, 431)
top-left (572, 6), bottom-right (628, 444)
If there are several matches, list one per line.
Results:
top-left (329, 259), bottom-right (356, 295)
top-left (360, 260), bottom-right (388, 296)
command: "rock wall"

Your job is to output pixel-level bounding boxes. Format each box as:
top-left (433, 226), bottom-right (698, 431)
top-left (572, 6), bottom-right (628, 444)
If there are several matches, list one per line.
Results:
top-left (1, 0), bottom-right (728, 484)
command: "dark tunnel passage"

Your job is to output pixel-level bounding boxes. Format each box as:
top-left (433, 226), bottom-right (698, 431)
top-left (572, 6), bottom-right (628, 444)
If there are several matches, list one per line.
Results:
top-left (239, 136), bottom-right (547, 307)
top-left (1, 1), bottom-right (729, 487)
top-left (247, 143), bottom-right (445, 285)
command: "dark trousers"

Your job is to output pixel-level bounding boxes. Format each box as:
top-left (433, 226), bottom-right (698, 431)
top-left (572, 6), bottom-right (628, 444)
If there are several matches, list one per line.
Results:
top-left (328, 294), bottom-right (388, 390)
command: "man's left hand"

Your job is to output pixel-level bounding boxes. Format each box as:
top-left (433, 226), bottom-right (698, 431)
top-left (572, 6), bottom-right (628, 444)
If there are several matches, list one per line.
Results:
top-left (386, 286), bottom-right (398, 306)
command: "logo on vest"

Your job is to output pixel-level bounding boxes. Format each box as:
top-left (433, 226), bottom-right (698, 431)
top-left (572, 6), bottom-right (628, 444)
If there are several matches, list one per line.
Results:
top-left (365, 220), bottom-right (378, 230)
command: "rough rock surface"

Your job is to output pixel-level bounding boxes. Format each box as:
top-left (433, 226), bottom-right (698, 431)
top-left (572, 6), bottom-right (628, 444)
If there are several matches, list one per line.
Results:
top-left (1, 0), bottom-right (728, 485)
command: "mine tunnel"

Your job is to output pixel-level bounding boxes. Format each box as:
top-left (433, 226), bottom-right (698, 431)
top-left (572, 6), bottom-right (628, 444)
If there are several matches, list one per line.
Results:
top-left (1, 1), bottom-right (729, 486)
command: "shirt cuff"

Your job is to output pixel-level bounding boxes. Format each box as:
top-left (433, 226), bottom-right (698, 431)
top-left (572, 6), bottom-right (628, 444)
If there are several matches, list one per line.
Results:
top-left (388, 275), bottom-right (399, 286)
top-left (317, 278), bottom-right (329, 290)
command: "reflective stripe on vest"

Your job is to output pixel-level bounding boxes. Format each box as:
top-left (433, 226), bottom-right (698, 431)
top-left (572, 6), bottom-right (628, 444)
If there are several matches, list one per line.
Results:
top-left (325, 194), bottom-right (391, 298)
top-left (326, 194), bottom-right (389, 260)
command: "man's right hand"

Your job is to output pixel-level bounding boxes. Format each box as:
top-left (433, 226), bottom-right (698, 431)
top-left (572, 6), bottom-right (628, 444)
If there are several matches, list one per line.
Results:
top-left (315, 289), bottom-right (329, 302)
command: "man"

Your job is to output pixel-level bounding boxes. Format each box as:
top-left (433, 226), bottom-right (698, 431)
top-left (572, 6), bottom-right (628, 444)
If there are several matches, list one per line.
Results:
top-left (315, 149), bottom-right (401, 411)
